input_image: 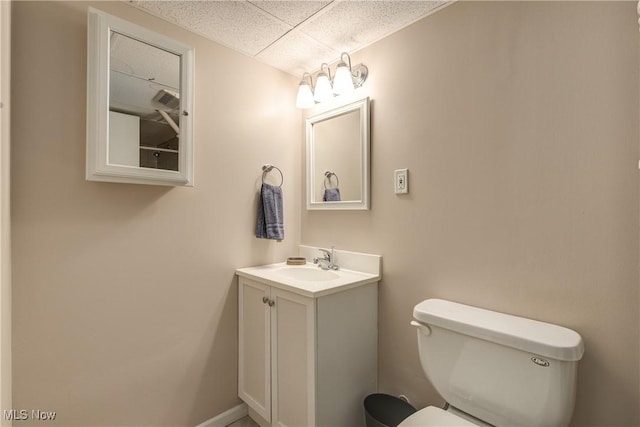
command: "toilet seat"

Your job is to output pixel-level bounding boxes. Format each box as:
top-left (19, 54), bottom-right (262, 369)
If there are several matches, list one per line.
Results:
top-left (398, 406), bottom-right (479, 427)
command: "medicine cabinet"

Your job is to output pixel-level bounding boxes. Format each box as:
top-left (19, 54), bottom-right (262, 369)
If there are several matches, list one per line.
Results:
top-left (86, 8), bottom-right (194, 186)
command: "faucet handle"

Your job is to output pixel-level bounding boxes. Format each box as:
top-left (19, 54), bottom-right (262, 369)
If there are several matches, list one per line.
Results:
top-left (318, 248), bottom-right (331, 258)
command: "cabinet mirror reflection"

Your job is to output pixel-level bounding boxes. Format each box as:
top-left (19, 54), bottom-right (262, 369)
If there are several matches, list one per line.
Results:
top-left (306, 97), bottom-right (370, 210)
top-left (109, 31), bottom-right (180, 171)
top-left (86, 8), bottom-right (194, 186)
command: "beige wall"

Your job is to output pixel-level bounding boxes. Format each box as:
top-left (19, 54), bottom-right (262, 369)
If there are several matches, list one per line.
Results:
top-left (11, 2), bottom-right (300, 426)
top-left (312, 110), bottom-right (361, 202)
top-left (11, 1), bottom-right (640, 426)
top-left (1, 1), bottom-right (11, 425)
top-left (302, 1), bottom-right (640, 426)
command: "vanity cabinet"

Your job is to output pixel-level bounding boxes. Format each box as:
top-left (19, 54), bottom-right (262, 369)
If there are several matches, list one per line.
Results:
top-left (237, 276), bottom-right (378, 427)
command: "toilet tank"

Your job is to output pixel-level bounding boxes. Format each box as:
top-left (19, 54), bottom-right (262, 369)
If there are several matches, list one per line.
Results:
top-left (412, 299), bottom-right (584, 427)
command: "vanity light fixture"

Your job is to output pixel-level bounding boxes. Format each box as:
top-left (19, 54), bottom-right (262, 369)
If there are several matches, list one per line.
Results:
top-left (296, 52), bottom-right (368, 109)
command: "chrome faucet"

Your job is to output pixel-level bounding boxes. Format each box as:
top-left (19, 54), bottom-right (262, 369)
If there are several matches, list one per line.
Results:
top-left (313, 246), bottom-right (339, 270)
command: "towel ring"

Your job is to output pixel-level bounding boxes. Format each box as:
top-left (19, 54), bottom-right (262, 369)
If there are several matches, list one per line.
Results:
top-left (262, 164), bottom-right (283, 187)
top-left (323, 171), bottom-right (339, 190)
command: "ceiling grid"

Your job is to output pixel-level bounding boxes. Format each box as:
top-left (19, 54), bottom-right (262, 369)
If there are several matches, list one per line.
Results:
top-left (129, 0), bottom-right (450, 76)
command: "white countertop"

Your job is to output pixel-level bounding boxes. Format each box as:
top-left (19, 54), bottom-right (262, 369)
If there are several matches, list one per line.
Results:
top-left (235, 262), bottom-right (380, 298)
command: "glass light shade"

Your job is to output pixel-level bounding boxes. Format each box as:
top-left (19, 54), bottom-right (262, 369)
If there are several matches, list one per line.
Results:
top-left (333, 62), bottom-right (355, 95)
top-left (296, 82), bottom-right (315, 109)
top-left (314, 73), bottom-right (333, 102)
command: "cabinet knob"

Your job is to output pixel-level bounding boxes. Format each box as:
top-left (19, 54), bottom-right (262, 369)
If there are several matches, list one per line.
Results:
top-left (262, 296), bottom-right (269, 304)
top-left (268, 300), bottom-right (275, 307)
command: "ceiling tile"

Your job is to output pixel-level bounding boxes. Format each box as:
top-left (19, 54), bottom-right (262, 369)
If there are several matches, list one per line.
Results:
top-left (111, 32), bottom-right (180, 88)
top-left (256, 30), bottom-right (340, 77)
top-left (129, 0), bottom-right (451, 76)
top-left (299, 0), bottom-right (447, 53)
top-left (249, 1), bottom-right (333, 27)
top-left (130, 0), bottom-right (292, 56)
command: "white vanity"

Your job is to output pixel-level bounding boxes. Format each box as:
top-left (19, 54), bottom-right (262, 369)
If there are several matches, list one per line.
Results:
top-left (236, 246), bottom-right (381, 427)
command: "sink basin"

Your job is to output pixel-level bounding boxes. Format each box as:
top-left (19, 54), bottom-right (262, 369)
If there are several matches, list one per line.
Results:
top-left (275, 266), bottom-right (340, 282)
top-left (237, 252), bottom-right (381, 297)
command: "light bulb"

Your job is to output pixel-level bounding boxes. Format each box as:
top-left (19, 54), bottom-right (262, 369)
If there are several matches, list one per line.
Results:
top-left (314, 72), bottom-right (333, 102)
top-left (333, 62), bottom-right (354, 95)
top-left (296, 81), bottom-right (314, 109)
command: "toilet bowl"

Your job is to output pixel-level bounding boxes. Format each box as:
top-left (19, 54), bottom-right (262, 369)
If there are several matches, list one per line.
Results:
top-left (403, 299), bottom-right (584, 427)
top-left (399, 406), bottom-right (480, 426)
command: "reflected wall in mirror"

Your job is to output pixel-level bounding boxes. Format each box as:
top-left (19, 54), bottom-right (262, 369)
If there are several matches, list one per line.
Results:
top-left (306, 96), bottom-right (370, 210)
top-left (87, 8), bottom-right (194, 186)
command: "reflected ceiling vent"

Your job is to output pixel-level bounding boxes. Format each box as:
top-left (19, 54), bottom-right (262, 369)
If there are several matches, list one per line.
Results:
top-left (153, 89), bottom-right (180, 110)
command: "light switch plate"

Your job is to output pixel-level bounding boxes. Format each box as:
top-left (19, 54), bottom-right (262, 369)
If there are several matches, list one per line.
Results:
top-left (394, 169), bottom-right (408, 194)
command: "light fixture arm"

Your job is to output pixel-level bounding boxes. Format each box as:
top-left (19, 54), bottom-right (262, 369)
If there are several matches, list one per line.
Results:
top-left (340, 52), bottom-right (352, 71)
top-left (302, 72), bottom-right (314, 90)
top-left (320, 63), bottom-right (332, 81)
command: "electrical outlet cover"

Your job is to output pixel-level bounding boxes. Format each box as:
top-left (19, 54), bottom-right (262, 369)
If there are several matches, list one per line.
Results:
top-left (394, 169), bottom-right (408, 194)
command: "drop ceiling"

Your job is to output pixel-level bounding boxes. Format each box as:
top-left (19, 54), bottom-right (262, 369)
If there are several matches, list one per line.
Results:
top-left (128, 0), bottom-right (450, 77)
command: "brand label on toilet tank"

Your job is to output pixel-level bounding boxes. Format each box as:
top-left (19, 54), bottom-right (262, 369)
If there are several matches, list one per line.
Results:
top-left (531, 356), bottom-right (550, 367)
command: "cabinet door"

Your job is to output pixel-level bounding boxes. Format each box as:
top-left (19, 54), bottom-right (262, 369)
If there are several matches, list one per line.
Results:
top-left (271, 288), bottom-right (316, 427)
top-left (238, 279), bottom-right (271, 421)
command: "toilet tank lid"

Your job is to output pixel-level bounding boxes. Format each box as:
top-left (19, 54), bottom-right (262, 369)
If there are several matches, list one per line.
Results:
top-left (413, 299), bottom-right (584, 361)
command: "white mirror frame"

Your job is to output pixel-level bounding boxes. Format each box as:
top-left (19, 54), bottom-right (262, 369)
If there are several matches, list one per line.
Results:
top-left (306, 96), bottom-right (370, 210)
top-left (86, 8), bottom-right (194, 186)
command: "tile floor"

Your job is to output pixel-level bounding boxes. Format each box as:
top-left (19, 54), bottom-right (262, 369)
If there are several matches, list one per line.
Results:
top-left (227, 416), bottom-right (259, 427)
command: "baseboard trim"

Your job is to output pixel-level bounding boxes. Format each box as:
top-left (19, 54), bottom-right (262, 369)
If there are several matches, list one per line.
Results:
top-left (194, 403), bottom-right (248, 427)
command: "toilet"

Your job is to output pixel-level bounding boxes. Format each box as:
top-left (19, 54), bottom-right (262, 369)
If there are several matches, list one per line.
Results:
top-left (401, 299), bottom-right (584, 427)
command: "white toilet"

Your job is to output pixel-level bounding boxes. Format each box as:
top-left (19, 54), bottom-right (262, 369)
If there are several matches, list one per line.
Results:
top-left (401, 299), bottom-right (584, 427)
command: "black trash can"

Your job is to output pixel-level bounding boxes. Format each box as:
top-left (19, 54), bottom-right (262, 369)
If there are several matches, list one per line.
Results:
top-left (364, 393), bottom-right (417, 427)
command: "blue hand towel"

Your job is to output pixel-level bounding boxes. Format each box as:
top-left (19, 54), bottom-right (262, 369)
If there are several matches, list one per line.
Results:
top-left (256, 183), bottom-right (284, 240)
top-left (323, 187), bottom-right (341, 202)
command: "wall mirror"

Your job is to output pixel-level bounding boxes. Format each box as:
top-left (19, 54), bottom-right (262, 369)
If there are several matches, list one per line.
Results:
top-left (86, 8), bottom-right (194, 186)
top-left (306, 96), bottom-right (370, 210)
